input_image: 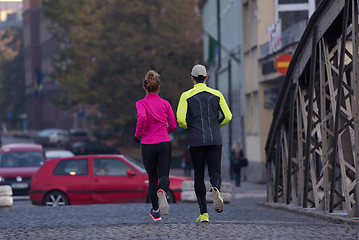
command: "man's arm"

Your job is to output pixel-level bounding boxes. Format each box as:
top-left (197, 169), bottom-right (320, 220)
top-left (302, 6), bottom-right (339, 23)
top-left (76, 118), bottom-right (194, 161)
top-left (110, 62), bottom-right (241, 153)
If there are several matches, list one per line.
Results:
top-left (176, 93), bottom-right (188, 129)
top-left (218, 93), bottom-right (232, 127)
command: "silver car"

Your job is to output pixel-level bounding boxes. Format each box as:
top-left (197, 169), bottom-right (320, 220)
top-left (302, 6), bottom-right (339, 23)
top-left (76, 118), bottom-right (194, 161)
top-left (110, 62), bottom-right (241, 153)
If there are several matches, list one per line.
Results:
top-left (34, 129), bottom-right (70, 147)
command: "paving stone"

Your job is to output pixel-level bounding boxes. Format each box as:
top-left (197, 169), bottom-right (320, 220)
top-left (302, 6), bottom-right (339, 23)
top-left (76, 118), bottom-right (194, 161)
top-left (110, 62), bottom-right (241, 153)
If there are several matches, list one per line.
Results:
top-left (0, 181), bottom-right (358, 239)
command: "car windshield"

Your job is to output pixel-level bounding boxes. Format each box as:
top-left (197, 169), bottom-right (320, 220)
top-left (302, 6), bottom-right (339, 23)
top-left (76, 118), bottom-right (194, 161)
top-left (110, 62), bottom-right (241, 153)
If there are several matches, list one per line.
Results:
top-left (122, 156), bottom-right (146, 173)
top-left (0, 152), bottom-right (44, 167)
top-left (71, 131), bottom-right (88, 137)
top-left (38, 129), bottom-right (54, 136)
top-left (73, 141), bottom-right (86, 148)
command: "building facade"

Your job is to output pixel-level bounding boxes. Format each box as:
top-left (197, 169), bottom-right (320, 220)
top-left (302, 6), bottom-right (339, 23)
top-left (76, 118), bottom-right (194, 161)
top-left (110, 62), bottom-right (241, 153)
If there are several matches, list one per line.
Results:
top-left (201, 0), bottom-right (320, 182)
top-left (202, 0), bottom-right (245, 179)
top-left (22, 0), bottom-right (86, 130)
top-left (243, 0), bottom-right (318, 182)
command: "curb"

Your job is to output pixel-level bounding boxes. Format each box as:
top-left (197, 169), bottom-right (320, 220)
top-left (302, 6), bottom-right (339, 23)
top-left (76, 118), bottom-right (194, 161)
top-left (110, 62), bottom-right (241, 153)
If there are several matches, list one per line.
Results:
top-left (0, 185), bottom-right (13, 208)
top-left (258, 202), bottom-right (359, 225)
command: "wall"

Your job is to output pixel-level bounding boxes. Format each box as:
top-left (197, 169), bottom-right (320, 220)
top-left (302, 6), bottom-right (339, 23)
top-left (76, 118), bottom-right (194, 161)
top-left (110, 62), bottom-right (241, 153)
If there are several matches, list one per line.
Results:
top-left (243, 0), bottom-right (276, 182)
top-left (202, 0), bottom-right (244, 180)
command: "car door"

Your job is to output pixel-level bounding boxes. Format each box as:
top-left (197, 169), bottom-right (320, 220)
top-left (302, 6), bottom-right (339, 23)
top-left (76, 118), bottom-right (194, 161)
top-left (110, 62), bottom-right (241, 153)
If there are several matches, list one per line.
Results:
top-left (52, 158), bottom-right (92, 204)
top-left (90, 157), bottom-right (147, 203)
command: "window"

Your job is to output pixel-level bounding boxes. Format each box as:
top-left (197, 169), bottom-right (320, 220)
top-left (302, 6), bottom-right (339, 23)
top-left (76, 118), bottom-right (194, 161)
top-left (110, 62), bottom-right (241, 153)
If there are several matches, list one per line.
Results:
top-left (0, 152), bottom-right (44, 167)
top-left (279, 0), bottom-right (307, 3)
top-left (93, 158), bottom-right (134, 176)
top-left (246, 93), bottom-right (253, 133)
top-left (242, 2), bottom-right (250, 50)
top-left (242, 0), bottom-right (257, 51)
top-left (254, 92), bottom-right (260, 133)
top-left (276, 0), bottom-right (315, 32)
top-left (279, 11), bottom-right (308, 32)
top-left (53, 159), bottom-right (88, 175)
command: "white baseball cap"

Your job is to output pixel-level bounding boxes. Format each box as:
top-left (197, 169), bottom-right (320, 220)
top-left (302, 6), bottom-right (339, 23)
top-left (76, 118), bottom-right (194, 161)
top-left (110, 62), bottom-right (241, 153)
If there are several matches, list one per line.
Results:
top-left (191, 64), bottom-right (207, 77)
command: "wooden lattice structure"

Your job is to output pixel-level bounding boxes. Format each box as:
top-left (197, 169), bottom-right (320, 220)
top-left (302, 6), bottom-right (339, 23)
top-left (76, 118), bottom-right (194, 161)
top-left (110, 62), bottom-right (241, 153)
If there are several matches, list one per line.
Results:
top-left (265, 0), bottom-right (359, 217)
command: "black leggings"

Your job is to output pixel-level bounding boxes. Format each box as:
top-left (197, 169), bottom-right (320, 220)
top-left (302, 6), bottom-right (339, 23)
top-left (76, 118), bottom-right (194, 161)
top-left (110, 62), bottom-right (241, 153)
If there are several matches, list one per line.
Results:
top-left (141, 141), bottom-right (171, 210)
top-left (189, 145), bottom-right (222, 214)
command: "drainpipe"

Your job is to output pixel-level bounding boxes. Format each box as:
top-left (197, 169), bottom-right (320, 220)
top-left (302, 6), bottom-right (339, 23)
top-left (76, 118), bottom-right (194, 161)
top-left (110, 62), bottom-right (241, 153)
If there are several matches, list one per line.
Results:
top-left (215, 0), bottom-right (221, 89)
top-left (228, 59), bottom-right (232, 150)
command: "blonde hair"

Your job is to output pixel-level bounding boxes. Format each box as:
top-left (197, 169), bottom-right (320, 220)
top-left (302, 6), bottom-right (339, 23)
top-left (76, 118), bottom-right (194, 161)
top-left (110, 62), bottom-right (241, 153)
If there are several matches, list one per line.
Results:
top-left (231, 142), bottom-right (241, 158)
top-left (144, 70), bottom-right (160, 93)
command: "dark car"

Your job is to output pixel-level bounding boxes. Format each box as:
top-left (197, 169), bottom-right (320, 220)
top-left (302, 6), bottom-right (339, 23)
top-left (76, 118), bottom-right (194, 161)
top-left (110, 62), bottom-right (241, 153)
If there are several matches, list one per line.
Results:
top-left (71, 141), bottom-right (120, 155)
top-left (0, 143), bottom-right (46, 195)
top-left (29, 155), bottom-right (193, 206)
top-left (69, 129), bottom-right (95, 144)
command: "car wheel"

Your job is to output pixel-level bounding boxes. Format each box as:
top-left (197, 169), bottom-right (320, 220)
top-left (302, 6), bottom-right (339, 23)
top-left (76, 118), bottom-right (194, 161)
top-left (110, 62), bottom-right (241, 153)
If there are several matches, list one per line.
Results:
top-left (167, 190), bottom-right (175, 203)
top-left (43, 191), bottom-right (69, 206)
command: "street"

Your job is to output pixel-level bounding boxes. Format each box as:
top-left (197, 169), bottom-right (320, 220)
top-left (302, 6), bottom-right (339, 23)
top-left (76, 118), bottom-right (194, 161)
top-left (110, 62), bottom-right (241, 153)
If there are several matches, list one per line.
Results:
top-left (1, 181), bottom-right (358, 239)
top-left (1, 135), bottom-right (359, 239)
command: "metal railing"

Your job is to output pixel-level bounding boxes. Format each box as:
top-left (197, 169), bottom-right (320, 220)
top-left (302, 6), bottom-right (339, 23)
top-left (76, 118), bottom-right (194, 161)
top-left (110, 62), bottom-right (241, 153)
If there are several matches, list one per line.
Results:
top-left (265, 0), bottom-right (359, 217)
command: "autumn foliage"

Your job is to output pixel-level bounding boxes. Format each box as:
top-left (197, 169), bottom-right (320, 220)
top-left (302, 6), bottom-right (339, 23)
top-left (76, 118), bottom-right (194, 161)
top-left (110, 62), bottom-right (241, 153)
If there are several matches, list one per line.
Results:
top-left (43, 0), bottom-right (203, 135)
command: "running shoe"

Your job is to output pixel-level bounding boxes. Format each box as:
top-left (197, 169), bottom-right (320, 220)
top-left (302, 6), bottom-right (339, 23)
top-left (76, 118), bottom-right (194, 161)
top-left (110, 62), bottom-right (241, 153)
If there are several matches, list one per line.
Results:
top-left (150, 208), bottom-right (161, 221)
top-left (157, 189), bottom-right (169, 215)
top-left (210, 187), bottom-right (224, 213)
top-left (196, 213), bottom-right (209, 222)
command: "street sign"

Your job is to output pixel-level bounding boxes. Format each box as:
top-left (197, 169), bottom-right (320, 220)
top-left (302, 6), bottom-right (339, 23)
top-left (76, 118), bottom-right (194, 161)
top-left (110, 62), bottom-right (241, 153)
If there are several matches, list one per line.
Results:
top-left (275, 54), bottom-right (292, 76)
top-left (77, 107), bottom-right (85, 118)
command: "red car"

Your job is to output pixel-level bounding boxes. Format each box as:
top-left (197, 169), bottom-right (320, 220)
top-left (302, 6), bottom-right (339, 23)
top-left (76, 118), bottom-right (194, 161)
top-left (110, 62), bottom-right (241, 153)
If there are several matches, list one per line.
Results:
top-left (29, 155), bottom-right (193, 206)
top-left (0, 143), bottom-right (46, 196)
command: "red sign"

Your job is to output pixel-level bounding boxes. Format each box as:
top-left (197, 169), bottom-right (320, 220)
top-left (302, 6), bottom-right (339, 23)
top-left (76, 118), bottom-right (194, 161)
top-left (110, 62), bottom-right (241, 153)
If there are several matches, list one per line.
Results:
top-left (275, 54), bottom-right (292, 76)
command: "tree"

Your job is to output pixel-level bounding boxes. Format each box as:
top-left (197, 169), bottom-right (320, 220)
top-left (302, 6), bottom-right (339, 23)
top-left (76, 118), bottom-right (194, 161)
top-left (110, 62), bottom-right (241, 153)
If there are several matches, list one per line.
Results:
top-left (43, 0), bottom-right (203, 135)
top-left (0, 27), bottom-right (25, 128)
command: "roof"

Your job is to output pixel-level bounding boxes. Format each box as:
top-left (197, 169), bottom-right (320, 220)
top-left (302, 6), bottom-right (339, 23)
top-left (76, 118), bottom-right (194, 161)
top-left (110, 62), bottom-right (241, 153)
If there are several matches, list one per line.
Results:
top-left (0, 143), bottom-right (44, 152)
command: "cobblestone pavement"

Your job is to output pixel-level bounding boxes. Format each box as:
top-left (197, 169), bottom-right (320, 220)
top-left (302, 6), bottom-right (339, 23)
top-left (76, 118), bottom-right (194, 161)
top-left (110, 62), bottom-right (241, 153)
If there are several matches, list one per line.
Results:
top-left (1, 180), bottom-right (359, 240)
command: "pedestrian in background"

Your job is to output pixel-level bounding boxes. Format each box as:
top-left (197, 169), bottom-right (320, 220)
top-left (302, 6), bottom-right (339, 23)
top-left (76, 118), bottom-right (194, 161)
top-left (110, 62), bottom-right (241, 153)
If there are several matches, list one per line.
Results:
top-left (182, 147), bottom-right (192, 177)
top-left (134, 70), bottom-right (177, 221)
top-left (177, 64), bottom-right (232, 222)
top-left (230, 142), bottom-right (247, 187)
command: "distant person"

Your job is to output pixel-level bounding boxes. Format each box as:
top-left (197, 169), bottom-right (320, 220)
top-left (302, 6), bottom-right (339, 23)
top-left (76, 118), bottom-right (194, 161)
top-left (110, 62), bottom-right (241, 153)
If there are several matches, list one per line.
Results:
top-left (25, 155), bottom-right (38, 166)
top-left (134, 70), bottom-right (177, 221)
top-left (1, 122), bottom-right (6, 133)
top-left (230, 142), bottom-right (247, 187)
top-left (98, 162), bottom-right (111, 175)
top-left (182, 148), bottom-right (192, 177)
top-left (5, 154), bottom-right (17, 167)
top-left (177, 64), bottom-right (232, 222)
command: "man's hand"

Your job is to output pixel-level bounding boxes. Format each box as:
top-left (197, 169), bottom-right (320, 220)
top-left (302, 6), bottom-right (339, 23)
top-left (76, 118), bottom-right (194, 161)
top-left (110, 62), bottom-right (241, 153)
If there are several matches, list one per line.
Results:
top-left (134, 136), bottom-right (141, 142)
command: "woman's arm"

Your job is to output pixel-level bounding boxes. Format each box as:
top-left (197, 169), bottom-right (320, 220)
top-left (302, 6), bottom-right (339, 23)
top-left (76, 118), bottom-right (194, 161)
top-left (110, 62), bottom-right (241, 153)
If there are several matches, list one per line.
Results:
top-left (167, 103), bottom-right (177, 133)
top-left (134, 101), bottom-right (147, 138)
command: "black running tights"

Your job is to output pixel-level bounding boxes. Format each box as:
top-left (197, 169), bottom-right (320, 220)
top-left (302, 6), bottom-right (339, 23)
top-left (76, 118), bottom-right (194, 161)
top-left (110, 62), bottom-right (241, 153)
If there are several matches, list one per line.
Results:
top-left (141, 141), bottom-right (171, 210)
top-left (189, 145), bottom-right (222, 214)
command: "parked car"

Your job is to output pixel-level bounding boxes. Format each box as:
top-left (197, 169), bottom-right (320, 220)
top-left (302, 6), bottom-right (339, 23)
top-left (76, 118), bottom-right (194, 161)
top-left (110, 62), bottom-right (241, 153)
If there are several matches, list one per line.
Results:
top-left (69, 129), bottom-right (94, 144)
top-left (34, 129), bottom-right (70, 147)
top-left (70, 141), bottom-right (120, 155)
top-left (0, 143), bottom-right (46, 195)
top-left (45, 150), bottom-right (75, 160)
top-left (29, 155), bottom-right (193, 206)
